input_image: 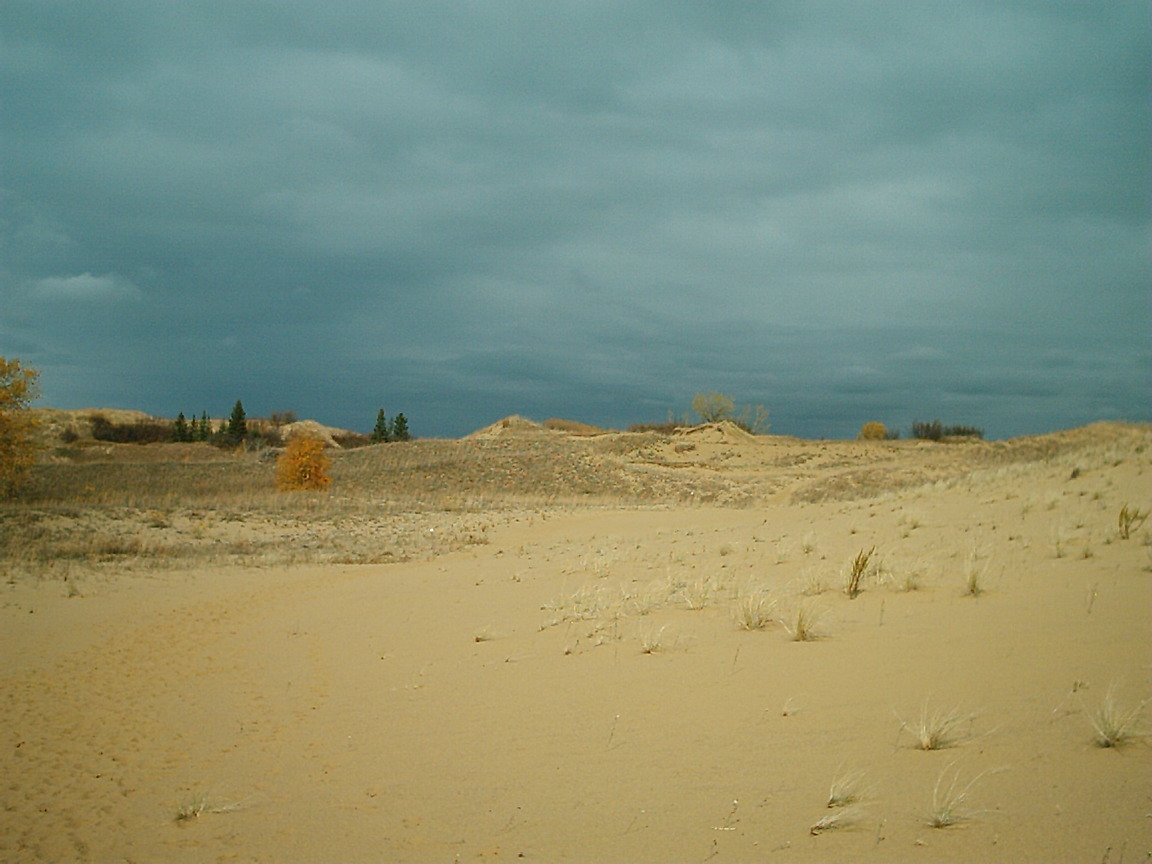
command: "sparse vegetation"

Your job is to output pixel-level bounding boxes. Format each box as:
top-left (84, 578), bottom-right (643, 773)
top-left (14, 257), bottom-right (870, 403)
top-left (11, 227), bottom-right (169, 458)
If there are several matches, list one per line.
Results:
top-left (844, 546), bottom-right (875, 598)
top-left (1117, 503), bottom-right (1148, 540)
top-left (734, 591), bottom-right (777, 630)
top-left (962, 550), bottom-right (990, 597)
top-left (784, 601), bottom-right (824, 641)
top-left (638, 624), bottom-right (670, 653)
top-left (1087, 685), bottom-right (1149, 748)
top-left (927, 762), bottom-right (994, 828)
top-left (827, 767), bottom-right (870, 808)
top-left (900, 700), bottom-right (971, 750)
top-left (810, 804), bottom-right (865, 835)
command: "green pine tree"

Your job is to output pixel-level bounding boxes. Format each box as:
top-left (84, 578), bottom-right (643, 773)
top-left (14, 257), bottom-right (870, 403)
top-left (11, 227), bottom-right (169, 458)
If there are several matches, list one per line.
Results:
top-left (391, 412), bottom-right (410, 442)
top-left (371, 408), bottom-right (391, 443)
top-left (198, 411), bottom-right (211, 441)
top-left (173, 412), bottom-right (191, 442)
top-left (226, 400), bottom-right (247, 442)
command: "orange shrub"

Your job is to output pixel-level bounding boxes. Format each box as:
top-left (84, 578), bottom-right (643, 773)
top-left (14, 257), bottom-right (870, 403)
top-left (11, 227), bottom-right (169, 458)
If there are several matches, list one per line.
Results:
top-left (858, 421), bottom-right (888, 441)
top-left (275, 435), bottom-right (331, 491)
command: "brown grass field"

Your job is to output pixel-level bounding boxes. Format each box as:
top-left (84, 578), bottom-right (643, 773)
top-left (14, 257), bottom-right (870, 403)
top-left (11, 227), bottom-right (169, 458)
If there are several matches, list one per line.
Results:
top-left (2, 412), bottom-right (1150, 862)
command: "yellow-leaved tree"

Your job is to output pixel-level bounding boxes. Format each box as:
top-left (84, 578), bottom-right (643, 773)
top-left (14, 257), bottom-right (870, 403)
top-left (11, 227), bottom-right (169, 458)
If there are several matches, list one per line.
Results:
top-left (275, 435), bottom-right (331, 491)
top-left (0, 357), bottom-right (40, 497)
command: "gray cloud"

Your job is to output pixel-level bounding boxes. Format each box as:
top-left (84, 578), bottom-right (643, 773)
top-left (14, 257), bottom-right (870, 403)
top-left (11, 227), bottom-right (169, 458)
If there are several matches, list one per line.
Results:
top-left (2, 1), bottom-right (1147, 439)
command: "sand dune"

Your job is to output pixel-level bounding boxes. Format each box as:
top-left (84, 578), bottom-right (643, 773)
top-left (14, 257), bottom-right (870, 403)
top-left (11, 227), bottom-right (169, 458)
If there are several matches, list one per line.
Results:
top-left (2, 422), bottom-right (1150, 862)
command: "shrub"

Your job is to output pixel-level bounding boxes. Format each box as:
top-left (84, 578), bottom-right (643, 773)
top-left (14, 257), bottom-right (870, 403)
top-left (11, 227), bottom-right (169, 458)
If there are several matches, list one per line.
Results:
top-left (912, 420), bottom-right (984, 441)
top-left (275, 436), bottom-right (332, 491)
top-left (692, 391), bottom-right (736, 423)
top-left (90, 414), bottom-right (171, 444)
top-left (0, 357), bottom-right (40, 497)
top-left (269, 410), bottom-right (298, 427)
top-left (858, 421), bottom-right (888, 440)
top-left (912, 420), bottom-right (944, 441)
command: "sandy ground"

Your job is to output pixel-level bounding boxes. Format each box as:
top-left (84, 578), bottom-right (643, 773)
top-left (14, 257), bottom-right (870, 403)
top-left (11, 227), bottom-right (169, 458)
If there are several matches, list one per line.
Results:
top-left (3, 424), bottom-right (1151, 862)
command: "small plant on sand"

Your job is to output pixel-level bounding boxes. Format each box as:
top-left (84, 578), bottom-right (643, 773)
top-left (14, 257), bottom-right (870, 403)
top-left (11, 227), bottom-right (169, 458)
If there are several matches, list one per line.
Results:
top-left (962, 551), bottom-right (990, 597)
top-left (275, 435), bottom-right (332, 491)
top-left (927, 762), bottom-right (996, 828)
top-left (175, 793), bottom-right (209, 822)
top-left (639, 624), bottom-right (670, 654)
top-left (1087, 684), bottom-right (1149, 748)
top-left (899, 700), bottom-right (971, 750)
top-left (810, 804), bottom-right (865, 835)
top-left (682, 577), bottom-right (712, 610)
top-left (844, 546), bottom-right (875, 598)
top-left (175, 792), bottom-right (243, 823)
top-left (1118, 504), bottom-right (1149, 540)
top-left (734, 591), bottom-right (777, 630)
top-left (783, 602), bottom-right (824, 642)
top-left (827, 766), bottom-right (871, 808)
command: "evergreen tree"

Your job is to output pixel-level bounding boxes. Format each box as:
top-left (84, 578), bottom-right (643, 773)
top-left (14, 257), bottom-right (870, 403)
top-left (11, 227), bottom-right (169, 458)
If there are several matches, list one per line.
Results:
top-left (198, 411), bottom-right (211, 441)
top-left (371, 408), bottom-right (391, 443)
top-left (391, 412), bottom-right (410, 442)
top-left (226, 400), bottom-right (247, 441)
top-left (173, 412), bottom-right (191, 442)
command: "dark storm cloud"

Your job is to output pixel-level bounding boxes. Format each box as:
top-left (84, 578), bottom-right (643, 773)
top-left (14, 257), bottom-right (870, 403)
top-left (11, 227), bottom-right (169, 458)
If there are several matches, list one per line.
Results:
top-left (2, 1), bottom-right (1148, 438)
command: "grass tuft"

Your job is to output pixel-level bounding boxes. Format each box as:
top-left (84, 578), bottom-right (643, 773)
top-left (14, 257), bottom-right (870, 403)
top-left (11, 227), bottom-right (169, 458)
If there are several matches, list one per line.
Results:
top-left (1087, 685), bottom-right (1149, 748)
top-left (844, 546), bottom-right (875, 598)
top-left (827, 767), bottom-right (870, 808)
top-left (734, 591), bottom-right (777, 631)
top-left (783, 601), bottom-right (825, 642)
top-left (927, 762), bottom-right (998, 828)
top-left (899, 700), bottom-right (971, 751)
top-left (810, 804), bottom-right (865, 835)
top-left (1118, 503), bottom-right (1149, 540)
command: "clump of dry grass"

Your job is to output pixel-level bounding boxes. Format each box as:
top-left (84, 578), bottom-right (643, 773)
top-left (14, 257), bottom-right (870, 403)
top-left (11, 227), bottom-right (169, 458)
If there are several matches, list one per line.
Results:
top-left (734, 590), bottom-right (777, 630)
top-left (810, 804), bottom-right (866, 835)
top-left (783, 602), bottom-right (825, 642)
top-left (926, 762), bottom-right (997, 828)
top-left (1117, 503), bottom-right (1148, 540)
top-left (682, 577), bottom-right (713, 610)
top-left (962, 550), bottom-right (991, 597)
top-left (1087, 685), bottom-right (1149, 748)
top-left (175, 793), bottom-right (244, 823)
top-left (899, 700), bottom-right (972, 751)
top-left (638, 624), bottom-right (672, 654)
top-left (826, 767), bottom-right (870, 808)
top-left (844, 546), bottom-right (875, 598)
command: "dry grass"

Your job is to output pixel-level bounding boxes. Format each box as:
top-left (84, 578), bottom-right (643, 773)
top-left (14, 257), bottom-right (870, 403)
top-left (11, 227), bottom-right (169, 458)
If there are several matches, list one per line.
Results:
top-left (783, 601), bottom-right (825, 642)
top-left (844, 546), bottom-right (875, 598)
top-left (927, 762), bottom-right (998, 828)
top-left (1118, 503), bottom-right (1149, 540)
top-left (810, 804), bottom-right (866, 835)
top-left (827, 767), bottom-right (870, 808)
top-left (1087, 685), bottom-right (1149, 748)
top-left (899, 700), bottom-right (972, 751)
top-left (734, 590), bottom-right (777, 631)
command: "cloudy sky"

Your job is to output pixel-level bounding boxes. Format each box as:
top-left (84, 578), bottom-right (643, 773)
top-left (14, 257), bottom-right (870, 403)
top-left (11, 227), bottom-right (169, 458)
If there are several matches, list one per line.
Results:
top-left (3, 2), bottom-right (1148, 439)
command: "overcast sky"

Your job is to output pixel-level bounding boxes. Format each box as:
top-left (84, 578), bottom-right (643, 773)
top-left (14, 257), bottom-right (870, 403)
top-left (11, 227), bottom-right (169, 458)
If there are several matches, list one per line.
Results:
top-left (3, 2), bottom-right (1149, 439)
